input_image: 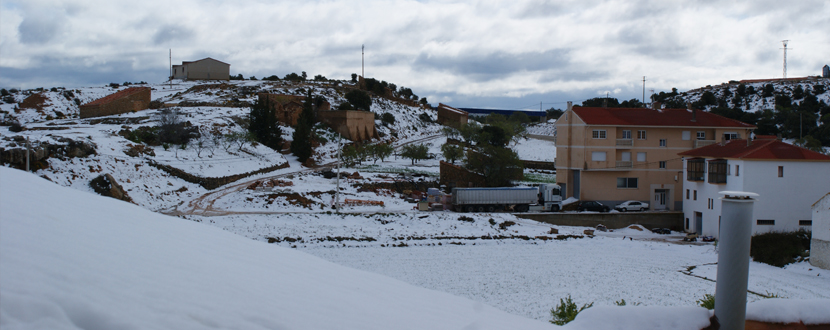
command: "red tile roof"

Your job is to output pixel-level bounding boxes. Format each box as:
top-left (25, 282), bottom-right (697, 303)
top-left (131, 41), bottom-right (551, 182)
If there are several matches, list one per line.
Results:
top-left (571, 107), bottom-right (756, 128)
top-left (679, 138), bottom-right (830, 161)
top-left (83, 87), bottom-right (150, 107)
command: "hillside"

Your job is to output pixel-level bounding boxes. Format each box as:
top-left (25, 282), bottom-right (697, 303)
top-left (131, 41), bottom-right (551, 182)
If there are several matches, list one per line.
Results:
top-left (652, 77), bottom-right (830, 147)
top-left (0, 79), bottom-right (442, 211)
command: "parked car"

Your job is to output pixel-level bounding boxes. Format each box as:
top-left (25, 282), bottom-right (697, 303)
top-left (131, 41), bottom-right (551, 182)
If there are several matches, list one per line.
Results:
top-left (576, 201), bottom-right (610, 212)
top-left (683, 233), bottom-right (699, 242)
top-left (615, 200), bottom-right (649, 212)
top-left (595, 224), bottom-right (608, 232)
top-left (701, 236), bottom-right (716, 242)
top-left (651, 228), bottom-right (671, 234)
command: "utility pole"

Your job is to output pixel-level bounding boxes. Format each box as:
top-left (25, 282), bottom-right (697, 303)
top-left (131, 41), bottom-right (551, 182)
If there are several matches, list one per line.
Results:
top-left (361, 44), bottom-right (364, 78)
top-left (783, 40), bottom-right (788, 79)
top-left (335, 127), bottom-right (343, 213)
top-left (642, 76), bottom-right (646, 106)
top-left (26, 136), bottom-right (30, 172)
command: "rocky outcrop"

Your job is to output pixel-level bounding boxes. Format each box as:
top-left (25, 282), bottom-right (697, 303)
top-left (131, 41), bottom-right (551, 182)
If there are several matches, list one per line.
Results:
top-left (89, 174), bottom-right (134, 203)
top-left (0, 136), bottom-right (97, 170)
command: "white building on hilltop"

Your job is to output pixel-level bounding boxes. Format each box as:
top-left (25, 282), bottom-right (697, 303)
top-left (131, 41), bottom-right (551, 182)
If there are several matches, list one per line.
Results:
top-left (678, 136), bottom-right (830, 238)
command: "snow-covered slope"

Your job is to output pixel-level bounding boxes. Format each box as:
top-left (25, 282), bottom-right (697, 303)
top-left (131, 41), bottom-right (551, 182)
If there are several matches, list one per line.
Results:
top-left (0, 167), bottom-right (552, 330)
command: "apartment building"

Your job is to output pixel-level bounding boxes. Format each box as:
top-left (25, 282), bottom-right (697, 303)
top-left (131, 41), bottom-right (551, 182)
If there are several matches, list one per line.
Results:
top-left (554, 103), bottom-right (755, 210)
top-left (679, 136), bottom-right (830, 238)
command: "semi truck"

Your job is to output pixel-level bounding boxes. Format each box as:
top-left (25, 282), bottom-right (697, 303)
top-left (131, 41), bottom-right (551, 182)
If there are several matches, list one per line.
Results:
top-left (450, 184), bottom-right (562, 213)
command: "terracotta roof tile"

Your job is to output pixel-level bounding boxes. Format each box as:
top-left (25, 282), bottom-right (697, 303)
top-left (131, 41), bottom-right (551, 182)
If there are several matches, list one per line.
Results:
top-left (83, 87), bottom-right (150, 107)
top-left (679, 139), bottom-right (830, 161)
top-left (571, 107), bottom-right (756, 128)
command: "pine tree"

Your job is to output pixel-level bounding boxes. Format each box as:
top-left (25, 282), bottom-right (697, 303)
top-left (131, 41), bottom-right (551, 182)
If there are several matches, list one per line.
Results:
top-left (291, 91), bottom-right (315, 163)
top-left (248, 97), bottom-right (282, 150)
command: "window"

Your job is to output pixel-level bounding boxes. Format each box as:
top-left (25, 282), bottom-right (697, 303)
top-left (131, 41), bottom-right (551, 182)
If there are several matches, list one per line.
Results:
top-left (724, 132), bottom-right (739, 140)
top-left (682, 131), bottom-right (691, 140)
top-left (686, 189), bottom-right (690, 199)
top-left (778, 166), bottom-right (783, 177)
top-left (617, 177), bottom-right (638, 188)
top-left (659, 139), bottom-right (667, 147)
top-left (799, 220), bottom-right (812, 226)
top-left (696, 131), bottom-right (706, 140)
top-left (687, 158), bottom-right (705, 181)
top-left (659, 161), bottom-right (667, 169)
top-left (622, 130), bottom-right (632, 139)
top-left (708, 159), bottom-right (727, 184)
top-left (637, 152), bottom-right (646, 162)
top-left (757, 219), bottom-right (775, 225)
top-left (592, 130), bottom-right (607, 139)
top-left (637, 130), bottom-right (647, 139)
top-left (591, 151), bottom-right (607, 161)
top-left (621, 152), bottom-right (631, 161)
top-left (685, 218), bottom-right (690, 230)
top-left (693, 190), bottom-right (697, 200)
top-left (736, 165), bottom-right (740, 176)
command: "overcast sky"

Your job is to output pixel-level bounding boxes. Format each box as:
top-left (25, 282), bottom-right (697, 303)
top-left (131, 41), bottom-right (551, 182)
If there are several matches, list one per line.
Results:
top-left (1, 0), bottom-right (828, 109)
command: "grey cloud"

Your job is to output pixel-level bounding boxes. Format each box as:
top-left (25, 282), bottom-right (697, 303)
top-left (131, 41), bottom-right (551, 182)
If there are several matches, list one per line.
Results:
top-left (18, 14), bottom-right (65, 45)
top-left (153, 24), bottom-right (195, 45)
top-left (0, 55), bottom-right (166, 89)
top-left (413, 49), bottom-right (571, 80)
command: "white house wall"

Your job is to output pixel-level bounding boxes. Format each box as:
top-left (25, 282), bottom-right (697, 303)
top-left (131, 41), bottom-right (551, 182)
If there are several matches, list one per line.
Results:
top-left (743, 160), bottom-right (830, 234)
top-left (682, 159), bottom-right (829, 238)
top-left (811, 194), bottom-right (830, 269)
top-left (682, 160), bottom-right (746, 238)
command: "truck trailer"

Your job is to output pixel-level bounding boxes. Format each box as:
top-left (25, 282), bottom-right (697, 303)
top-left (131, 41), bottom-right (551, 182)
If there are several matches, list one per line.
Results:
top-left (451, 184), bottom-right (562, 212)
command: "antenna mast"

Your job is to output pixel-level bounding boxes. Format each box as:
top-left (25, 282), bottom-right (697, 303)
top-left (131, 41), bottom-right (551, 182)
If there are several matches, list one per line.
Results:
top-left (361, 44), bottom-right (364, 78)
top-left (781, 40), bottom-right (789, 79)
top-left (642, 76), bottom-right (646, 106)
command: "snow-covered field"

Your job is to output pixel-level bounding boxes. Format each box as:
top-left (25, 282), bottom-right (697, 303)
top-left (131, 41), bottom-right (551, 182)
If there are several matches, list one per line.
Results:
top-left (3, 168), bottom-right (828, 329)
top-left (198, 210), bottom-right (830, 322)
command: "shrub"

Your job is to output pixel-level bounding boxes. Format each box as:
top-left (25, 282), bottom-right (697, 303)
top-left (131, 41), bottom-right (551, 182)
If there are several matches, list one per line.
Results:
top-left (418, 113), bottom-right (433, 123)
top-left (750, 229), bottom-right (811, 267)
top-left (381, 112), bottom-right (396, 125)
top-left (550, 295), bottom-right (593, 325)
top-left (345, 90), bottom-right (372, 111)
top-left (697, 294), bottom-right (715, 310)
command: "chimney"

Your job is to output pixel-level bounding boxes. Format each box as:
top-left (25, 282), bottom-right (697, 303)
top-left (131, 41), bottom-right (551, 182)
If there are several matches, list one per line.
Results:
top-left (687, 102), bottom-right (697, 122)
top-left (652, 102), bottom-right (661, 110)
top-left (567, 101), bottom-right (573, 112)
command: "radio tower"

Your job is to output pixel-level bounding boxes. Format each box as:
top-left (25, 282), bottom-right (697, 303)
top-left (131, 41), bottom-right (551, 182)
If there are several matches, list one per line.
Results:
top-left (781, 40), bottom-right (789, 79)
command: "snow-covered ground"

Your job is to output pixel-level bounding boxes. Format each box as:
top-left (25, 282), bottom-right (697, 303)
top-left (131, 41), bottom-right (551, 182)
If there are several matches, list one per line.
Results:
top-left (198, 210), bottom-right (830, 322)
top-left (3, 167), bottom-right (828, 329)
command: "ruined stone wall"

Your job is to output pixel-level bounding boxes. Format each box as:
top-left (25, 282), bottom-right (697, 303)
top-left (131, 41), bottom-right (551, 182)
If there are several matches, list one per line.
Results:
top-left (437, 105), bottom-right (468, 128)
top-left (318, 110), bottom-right (377, 142)
top-left (258, 93), bottom-right (305, 126)
top-left (439, 161), bottom-right (485, 189)
top-left (80, 87), bottom-right (151, 119)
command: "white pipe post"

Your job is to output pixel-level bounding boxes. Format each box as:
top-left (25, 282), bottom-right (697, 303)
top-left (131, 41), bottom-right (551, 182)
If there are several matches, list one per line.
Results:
top-left (714, 191), bottom-right (758, 330)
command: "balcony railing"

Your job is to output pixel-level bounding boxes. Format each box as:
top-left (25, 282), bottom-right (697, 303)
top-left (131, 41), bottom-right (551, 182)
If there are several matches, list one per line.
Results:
top-left (694, 140), bottom-right (716, 148)
top-left (616, 139), bottom-right (633, 148)
top-left (616, 161), bottom-right (633, 169)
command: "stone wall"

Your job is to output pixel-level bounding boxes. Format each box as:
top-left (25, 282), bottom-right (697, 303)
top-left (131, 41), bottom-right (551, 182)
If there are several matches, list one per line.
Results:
top-left (80, 87), bottom-right (151, 119)
top-left (317, 110), bottom-right (377, 142)
top-left (258, 93), bottom-right (305, 126)
top-left (439, 161), bottom-right (485, 189)
top-left (437, 103), bottom-right (468, 128)
top-left (515, 212), bottom-right (685, 231)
